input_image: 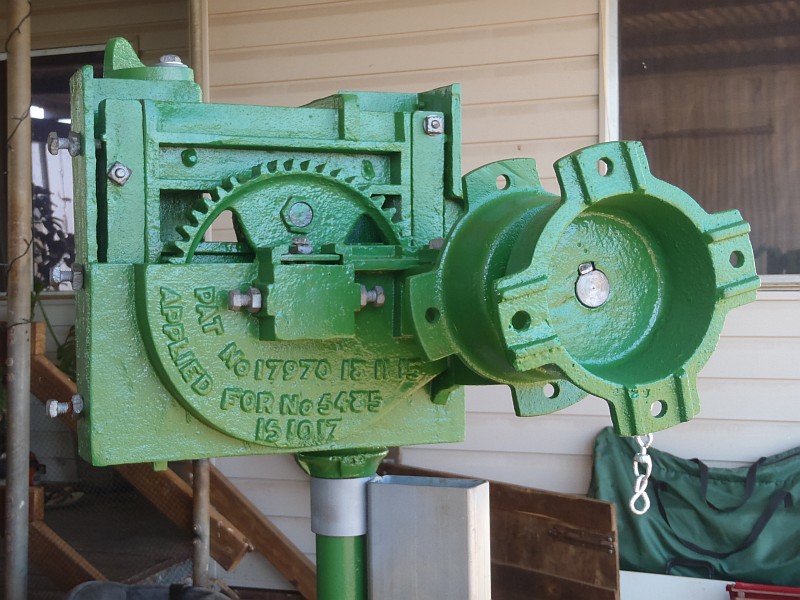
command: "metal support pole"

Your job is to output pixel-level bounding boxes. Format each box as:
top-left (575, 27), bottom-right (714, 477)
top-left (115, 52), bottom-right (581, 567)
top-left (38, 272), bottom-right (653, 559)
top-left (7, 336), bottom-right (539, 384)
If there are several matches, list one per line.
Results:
top-left (4, 1), bottom-right (32, 598)
top-left (192, 458), bottom-right (211, 588)
top-left (297, 448), bottom-right (387, 600)
top-left (316, 535), bottom-right (367, 600)
top-left (188, 0), bottom-right (210, 98)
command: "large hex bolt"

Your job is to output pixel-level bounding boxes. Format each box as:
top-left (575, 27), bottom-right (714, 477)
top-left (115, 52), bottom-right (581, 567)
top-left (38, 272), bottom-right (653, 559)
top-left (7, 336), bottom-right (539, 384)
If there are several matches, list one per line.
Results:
top-left (228, 287), bottom-right (263, 314)
top-left (46, 131), bottom-right (81, 157)
top-left (50, 264), bottom-right (83, 290)
top-left (156, 54), bottom-right (188, 67)
top-left (281, 197), bottom-right (315, 232)
top-left (46, 395), bottom-right (84, 418)
top-left (360, 285), bottom-right (386, 308)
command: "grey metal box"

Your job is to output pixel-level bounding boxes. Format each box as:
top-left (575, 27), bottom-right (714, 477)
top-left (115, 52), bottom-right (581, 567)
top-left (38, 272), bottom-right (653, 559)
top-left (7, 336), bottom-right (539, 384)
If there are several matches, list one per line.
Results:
top-left (367, 475), bottom-right (491, 600)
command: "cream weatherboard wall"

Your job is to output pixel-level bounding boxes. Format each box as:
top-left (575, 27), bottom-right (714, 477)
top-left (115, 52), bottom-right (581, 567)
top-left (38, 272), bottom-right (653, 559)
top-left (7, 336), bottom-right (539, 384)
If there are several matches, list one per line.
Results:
top-left (0, 0), bottom-right (188, 64)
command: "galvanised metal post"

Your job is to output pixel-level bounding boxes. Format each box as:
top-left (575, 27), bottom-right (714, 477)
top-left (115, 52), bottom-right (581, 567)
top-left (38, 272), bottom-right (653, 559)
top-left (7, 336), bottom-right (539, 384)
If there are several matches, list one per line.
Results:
top-left (297, 449), bottom-right (387, 600)
top-left (4, 1), bottom-right (32, 597)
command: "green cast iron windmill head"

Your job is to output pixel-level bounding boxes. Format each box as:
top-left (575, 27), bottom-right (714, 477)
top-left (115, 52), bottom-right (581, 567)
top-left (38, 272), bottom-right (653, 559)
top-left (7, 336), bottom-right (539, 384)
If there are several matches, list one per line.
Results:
top-left (55, 38), bottom-right (758, 466)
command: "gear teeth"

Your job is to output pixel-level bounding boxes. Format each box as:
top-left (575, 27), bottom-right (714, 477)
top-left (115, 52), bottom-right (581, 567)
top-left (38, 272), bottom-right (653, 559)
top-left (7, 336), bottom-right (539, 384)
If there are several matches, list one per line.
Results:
top-left (170, 157), bottom-right (378, 263)
top-left (210, 186), bottom-right (227, 201)
top-left (177, 223), bottom-right (199, 240)
top-left (163, 241), bottom-right (184, 256)
top-left (221, 176), bottom-right (239, 192)
top-left (187, 208), bottom-right (208, 227)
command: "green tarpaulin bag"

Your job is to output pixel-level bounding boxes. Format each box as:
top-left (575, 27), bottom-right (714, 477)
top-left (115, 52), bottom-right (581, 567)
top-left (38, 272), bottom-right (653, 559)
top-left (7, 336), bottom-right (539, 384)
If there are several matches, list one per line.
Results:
top-left (588, 427), bottom-right (800, 585)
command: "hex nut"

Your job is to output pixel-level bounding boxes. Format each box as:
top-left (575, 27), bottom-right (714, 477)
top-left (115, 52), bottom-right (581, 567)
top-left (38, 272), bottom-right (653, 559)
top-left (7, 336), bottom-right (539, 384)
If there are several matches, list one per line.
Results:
top-left (423, 115), bottom-right (445, 135)
top-left (289, 238), bottom-right (314, 255)
top-left (157, 54), bottom-right (187, 67)
top-left (360, 285), bottom-right (386, 308)
top-left (228, 288), bottom-right (262, 314)
top-left (46, 399), bottom-right (61, 419)
top-left (107, 161), bottom-right (132, 186)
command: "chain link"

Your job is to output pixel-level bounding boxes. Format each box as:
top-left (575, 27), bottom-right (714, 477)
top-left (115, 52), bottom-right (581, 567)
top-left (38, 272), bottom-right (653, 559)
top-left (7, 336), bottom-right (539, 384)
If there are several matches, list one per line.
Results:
top-left (629, 433), bottom-right (654, 516)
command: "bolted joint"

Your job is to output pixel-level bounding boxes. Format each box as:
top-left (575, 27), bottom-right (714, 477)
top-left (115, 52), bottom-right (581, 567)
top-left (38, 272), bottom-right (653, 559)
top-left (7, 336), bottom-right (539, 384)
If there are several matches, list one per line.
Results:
top-left (360, 285), bottom-right (386, 308)
top-left (46, 395), bottom-right (84, 419)
top-left (575, 261), bottom-right (610, 308)
top-left (107, 161), bottom-right (132, 186)
top-left (289, 237), bottom-right (314, 255)
top-left (50, 264), bottom-right (83, 290)
top-left (156, 54), bottom-right (188, 67)
top-left (423, 115), bottom-right (445, 135)
top-left (47, 131), bottom-right (81, 157)
top-left (228, 287), bottom-right (263, 313)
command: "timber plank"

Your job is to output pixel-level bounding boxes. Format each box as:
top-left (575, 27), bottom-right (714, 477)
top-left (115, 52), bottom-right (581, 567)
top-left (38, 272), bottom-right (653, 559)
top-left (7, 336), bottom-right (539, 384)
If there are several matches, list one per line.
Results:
top-left (492, 564), bottom-right (617, 600)
top-left (380, 462), bottom-right (619, 600)
top-left (28, 521), bottom-right (107, 592)
top-left (210, 465), bottom-right (317, 600)
top-left (115, 463), bottom-right (250, 572)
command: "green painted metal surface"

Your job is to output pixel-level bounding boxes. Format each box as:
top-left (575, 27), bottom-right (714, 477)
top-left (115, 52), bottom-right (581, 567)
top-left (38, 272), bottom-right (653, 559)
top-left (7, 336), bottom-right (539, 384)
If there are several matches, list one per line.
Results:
top-left (297, 449), bottom-right (385, 600)
top-left (315, 535), bottom-right (367, 600)
top-left (71, 39), bottom-right (759, 466)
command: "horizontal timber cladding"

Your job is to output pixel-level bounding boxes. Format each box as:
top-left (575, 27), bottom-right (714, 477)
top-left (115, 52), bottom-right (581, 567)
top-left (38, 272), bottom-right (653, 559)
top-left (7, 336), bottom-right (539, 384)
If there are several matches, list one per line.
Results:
top-left (0, 0), bottom-right (188, 60)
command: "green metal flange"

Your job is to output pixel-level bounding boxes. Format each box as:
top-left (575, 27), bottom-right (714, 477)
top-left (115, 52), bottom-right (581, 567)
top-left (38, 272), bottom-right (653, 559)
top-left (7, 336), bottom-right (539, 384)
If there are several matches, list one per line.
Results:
top-left (409, 142), bottom-right (759, 435)
top-left (296, 447), bottom-right (388, 479)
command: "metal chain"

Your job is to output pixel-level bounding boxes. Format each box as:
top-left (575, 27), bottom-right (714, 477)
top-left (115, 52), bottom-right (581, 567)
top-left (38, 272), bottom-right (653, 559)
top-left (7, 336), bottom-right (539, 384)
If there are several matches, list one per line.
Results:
top-left (629, 433), bottom-right (654, 516)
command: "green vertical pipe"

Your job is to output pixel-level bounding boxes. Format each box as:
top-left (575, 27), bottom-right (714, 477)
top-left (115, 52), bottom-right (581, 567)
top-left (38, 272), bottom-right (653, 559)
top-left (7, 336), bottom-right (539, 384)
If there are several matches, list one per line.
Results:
top-left (316, 534), bottom-right (367, 600)
top-left (296, 448), bottom-right (387, 600)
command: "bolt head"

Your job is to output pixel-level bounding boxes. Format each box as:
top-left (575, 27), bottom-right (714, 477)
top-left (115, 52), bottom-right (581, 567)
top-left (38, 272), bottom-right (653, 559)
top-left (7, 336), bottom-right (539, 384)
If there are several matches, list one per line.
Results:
top-left (373, 286), bottom-right (386, 307)
top-left (158, 54), bottom-right (187, 67)
top-left (286, 201), bottom-right (314, 228)
top-left (71, 394), bottom-right (84, 415)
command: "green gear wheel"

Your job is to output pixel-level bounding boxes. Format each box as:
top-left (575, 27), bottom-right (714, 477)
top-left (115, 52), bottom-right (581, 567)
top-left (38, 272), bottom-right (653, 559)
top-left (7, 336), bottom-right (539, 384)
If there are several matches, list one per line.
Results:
top-left (166, 158), bottom-right (402, 263)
